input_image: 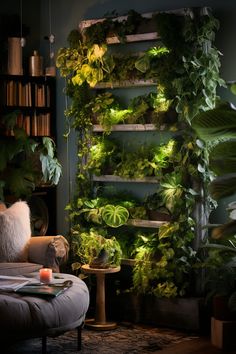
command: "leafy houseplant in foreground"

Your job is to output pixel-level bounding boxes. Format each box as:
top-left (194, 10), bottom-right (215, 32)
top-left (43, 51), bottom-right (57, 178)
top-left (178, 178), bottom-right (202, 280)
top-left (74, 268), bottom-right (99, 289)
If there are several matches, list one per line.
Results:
top-left (192, 100), bottom-right (236, 238)
top-left (0, 112), bottom-right (62, 201)
top-left (192, 96), bottom-right (236, 313)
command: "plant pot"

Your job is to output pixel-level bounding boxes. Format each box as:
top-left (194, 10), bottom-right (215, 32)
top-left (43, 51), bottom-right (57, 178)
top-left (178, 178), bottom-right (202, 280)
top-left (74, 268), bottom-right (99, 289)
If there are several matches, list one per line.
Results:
top-left (213, 295), bottom-right (236, 321)
top-left (148, 210), bottom-right (171, 221)
top-left (141, 295), bottom-right (206, 332)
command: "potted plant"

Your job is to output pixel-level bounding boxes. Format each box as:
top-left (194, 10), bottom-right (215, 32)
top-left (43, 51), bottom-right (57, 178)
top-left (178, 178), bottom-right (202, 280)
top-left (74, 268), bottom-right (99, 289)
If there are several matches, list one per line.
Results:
top-left (71, 228), bottom-right (122, 270)
top-left (0, 112), bottom-right (62, 201)
top-left (202, 246), bottom-right (236, 320)
top-left (144, 192), bottom-right (171, 221)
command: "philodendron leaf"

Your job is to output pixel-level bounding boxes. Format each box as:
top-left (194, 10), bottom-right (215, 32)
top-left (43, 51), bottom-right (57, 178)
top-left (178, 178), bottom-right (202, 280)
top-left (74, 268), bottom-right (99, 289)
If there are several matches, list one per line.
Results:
top-left (135, 55), bottom-right (150, 73)
top-left (101, 204), bottom-right (129, 228)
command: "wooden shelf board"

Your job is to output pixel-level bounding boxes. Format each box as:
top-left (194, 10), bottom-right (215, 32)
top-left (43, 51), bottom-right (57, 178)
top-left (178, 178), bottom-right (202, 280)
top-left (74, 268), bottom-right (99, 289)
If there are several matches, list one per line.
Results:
top-left (95, 79), bottom-right (157, 89)
top-left (121, 258), bottom-right (136, 266)
top-left (127, 219), bottom-right (166, 228)
top-left (93, 124), bottom-right (168, 132)
top-left (106, 32), bottom-right (159, 44)
top-left (79, 9), bottom-right (188, 44)
top-left (92, 175), bottom-right (158, 183)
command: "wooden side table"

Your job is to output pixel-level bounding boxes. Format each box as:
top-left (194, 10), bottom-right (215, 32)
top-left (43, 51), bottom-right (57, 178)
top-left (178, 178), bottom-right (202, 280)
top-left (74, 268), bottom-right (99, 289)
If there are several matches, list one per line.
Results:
top-left (82, 264), bottom-right (120, 330)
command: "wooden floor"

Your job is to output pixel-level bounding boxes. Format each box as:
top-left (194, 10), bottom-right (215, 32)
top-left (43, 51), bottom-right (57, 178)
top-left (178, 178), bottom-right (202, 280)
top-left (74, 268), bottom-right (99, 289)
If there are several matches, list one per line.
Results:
top-left (161, 336), bottom-right (236, 354)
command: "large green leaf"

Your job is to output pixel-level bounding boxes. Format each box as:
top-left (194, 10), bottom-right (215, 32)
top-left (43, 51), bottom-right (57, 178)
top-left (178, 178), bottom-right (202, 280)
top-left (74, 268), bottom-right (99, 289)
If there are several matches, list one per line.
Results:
top-left (209, 174), bottom-right (236, 199)
top-left (7, 168), bottom-right (35, 197)
top-left (192, 102), bottom-right (236, 141)
top-left (210, 140), bottom-right (236, 175)
top-left (101, 204), bottom-right (129, 228)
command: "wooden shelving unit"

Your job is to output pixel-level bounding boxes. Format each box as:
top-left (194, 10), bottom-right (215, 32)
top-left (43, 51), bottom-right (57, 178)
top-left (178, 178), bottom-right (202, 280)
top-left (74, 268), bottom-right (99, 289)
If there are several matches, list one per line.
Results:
top-left (0, 74), bottom-right (57, 234)
top-left (0, 75), bottom-right (55, 137)
top-left (79, 8), bottom-right (188, 44)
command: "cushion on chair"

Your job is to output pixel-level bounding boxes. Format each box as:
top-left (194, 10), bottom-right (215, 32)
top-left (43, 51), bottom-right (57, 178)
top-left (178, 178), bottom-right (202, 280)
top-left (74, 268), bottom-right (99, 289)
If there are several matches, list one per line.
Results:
top-left (0, 201), bottom-right (31, 262)
top-left (28, 236), bottom-right (69, 272)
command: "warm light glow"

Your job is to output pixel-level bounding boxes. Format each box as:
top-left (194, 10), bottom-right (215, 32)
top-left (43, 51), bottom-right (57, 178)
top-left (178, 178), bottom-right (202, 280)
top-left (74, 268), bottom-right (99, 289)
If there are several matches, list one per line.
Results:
top-left (39, 268), bottom-right (52, 283)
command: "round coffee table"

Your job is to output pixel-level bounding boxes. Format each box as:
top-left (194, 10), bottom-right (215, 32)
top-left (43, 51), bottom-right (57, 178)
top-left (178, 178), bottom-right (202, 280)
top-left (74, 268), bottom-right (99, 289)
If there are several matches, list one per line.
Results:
top-left (82, 264), bottom-right (120, 330)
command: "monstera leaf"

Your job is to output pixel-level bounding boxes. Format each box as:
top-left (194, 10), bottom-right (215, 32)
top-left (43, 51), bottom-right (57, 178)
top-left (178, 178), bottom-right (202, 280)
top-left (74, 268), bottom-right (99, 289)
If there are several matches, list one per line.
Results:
top-left (101, 204), bottom-right (129, 228)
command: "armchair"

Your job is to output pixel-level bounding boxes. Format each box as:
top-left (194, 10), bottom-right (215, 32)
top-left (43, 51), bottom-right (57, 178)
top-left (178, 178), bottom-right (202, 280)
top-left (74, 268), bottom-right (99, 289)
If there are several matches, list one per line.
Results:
top-left (0, 201), bottom-right (69, 276)
top-left (0, 201), bottom-right (89, 353)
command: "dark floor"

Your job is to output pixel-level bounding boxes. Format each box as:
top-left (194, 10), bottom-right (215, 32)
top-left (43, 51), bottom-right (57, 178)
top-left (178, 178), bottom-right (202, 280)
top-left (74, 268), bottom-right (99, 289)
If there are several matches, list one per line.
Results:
top-left (3, 323), bottom-right (236, 354)
top-left (160, 336), bottom-right (236, 354)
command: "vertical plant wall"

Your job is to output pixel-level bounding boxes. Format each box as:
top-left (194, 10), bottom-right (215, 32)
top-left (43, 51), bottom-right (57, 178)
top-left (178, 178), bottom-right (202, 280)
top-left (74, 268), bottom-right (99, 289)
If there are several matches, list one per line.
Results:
top-left (56, 7), bottom-right (224, 297)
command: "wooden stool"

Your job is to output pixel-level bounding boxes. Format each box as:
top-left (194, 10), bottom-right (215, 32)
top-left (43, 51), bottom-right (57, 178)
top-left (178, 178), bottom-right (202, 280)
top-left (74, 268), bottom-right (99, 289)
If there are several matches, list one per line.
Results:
top-left (82, 264), bottom-right (120, 330)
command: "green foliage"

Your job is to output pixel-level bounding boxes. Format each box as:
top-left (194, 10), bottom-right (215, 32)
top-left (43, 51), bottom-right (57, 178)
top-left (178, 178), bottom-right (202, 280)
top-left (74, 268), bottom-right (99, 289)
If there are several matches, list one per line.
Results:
top-left (192, 95), bottom-right (236, 239)
top-left (71, 228), bottom-right (122, 268)
top-left (57, 9), bottom-right (223, 298)
top-left (135, 46), bottom-right (169, 73)
top-left (83, 10), bottom-right (145, 45)
top-left (160, 171), bottom-right (185, 213)
top-left (153, 9), bottom-right (225, 121)
top-left (198, 235), bottom-right (236, 312)
top-left (40, 137), bottom-right (62, 185)
top-left (101, 204), bottom-right (129, 227)
top-left (67, 195), bottom-right (132, 229)
top-left (86, 136), bottom-right (117, 175)
top-left (0, 115), bottom-right (62, 200)
top-left (144, 192), bottom-right (164, 211)
top-left (132, 224), bottom-right (196, 297)
top-left (192, 87), bottom-right (236, 309)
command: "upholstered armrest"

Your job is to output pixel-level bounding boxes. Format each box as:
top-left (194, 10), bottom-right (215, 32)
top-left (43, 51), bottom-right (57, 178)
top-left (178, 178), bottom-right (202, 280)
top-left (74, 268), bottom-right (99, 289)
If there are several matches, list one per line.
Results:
top-left (28, 235), bottom-right (69, 272)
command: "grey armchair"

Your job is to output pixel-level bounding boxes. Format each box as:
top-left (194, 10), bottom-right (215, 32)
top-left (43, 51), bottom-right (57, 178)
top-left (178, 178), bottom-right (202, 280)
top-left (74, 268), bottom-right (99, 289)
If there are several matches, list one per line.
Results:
top-left (0, 201), bottom-right (69, 276)
top-left (0, 235), bottom-right (69, 276)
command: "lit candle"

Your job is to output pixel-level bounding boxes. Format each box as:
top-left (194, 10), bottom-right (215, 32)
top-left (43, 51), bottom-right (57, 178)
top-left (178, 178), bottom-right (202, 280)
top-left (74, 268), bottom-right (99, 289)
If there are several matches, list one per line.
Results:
top-left (39, 268), bottom-right (52, 283)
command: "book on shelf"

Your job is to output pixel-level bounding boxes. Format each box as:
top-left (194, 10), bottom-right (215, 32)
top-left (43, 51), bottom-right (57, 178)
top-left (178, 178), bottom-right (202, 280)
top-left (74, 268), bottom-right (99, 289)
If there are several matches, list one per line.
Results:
top-left (0, 275), bottom-right (30, 291)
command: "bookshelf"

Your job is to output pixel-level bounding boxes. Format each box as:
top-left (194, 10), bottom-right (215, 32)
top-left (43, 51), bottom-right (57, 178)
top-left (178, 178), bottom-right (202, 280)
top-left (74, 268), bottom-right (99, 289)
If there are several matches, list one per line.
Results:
top-left (0, 75), bottom-right (55, 137)
top-left (0, 74), bottom-right (57, 235)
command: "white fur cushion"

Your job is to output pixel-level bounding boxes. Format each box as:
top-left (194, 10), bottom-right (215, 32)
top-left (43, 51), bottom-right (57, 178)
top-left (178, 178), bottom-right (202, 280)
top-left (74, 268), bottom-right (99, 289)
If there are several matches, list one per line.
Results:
top-left (0, 201), bottom-right (31, 262)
